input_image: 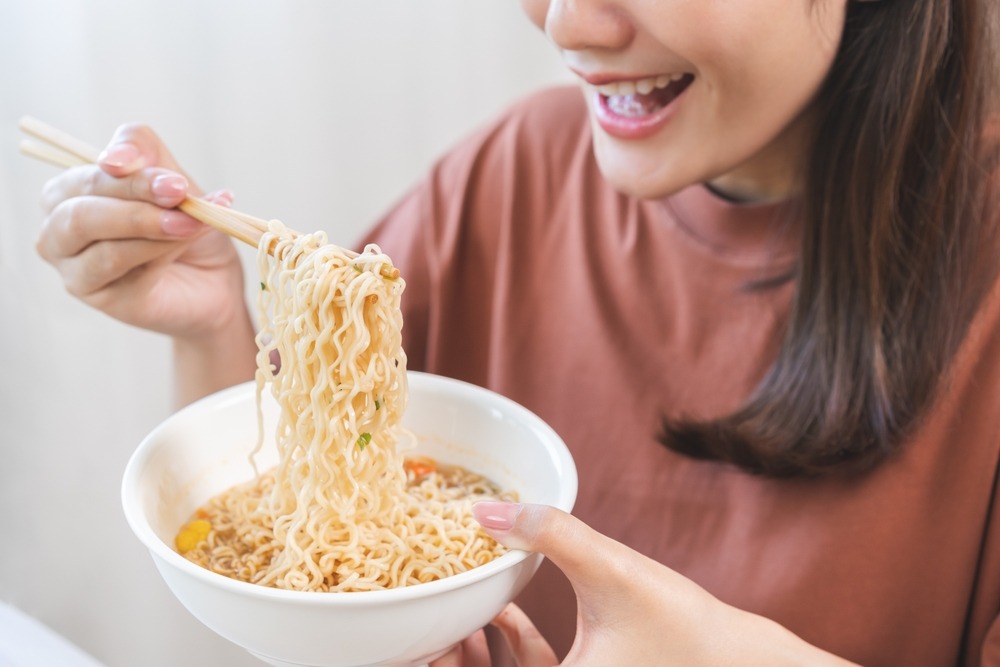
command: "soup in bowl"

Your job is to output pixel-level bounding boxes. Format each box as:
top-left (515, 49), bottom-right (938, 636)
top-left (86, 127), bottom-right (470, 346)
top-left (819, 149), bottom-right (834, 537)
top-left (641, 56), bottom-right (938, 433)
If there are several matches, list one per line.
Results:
top-left (121, 371), bottom-right (577, 667)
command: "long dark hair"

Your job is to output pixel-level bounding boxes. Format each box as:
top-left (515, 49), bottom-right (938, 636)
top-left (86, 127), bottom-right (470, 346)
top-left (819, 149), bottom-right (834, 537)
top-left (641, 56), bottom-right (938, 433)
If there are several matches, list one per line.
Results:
top-left (661, 0), bottom-right (1000, 476)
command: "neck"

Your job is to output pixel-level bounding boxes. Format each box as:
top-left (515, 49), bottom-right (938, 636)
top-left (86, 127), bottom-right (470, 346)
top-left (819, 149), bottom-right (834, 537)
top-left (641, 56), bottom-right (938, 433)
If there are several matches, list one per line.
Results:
top-left (707, 112), bottom-right (814, 204)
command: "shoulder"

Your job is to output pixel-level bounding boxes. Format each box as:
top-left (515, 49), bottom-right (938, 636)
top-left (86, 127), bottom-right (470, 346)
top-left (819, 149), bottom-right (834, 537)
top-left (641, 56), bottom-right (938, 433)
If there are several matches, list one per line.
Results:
top-left (361, 85), bottom-right (600, 279)
top-left (359, 87), bottom-right (600, 369)
top-left (496, 85), bottom-right (591, 141)
top-left (475, 85), bottom-right (590, 148)
top-left (432, 85), bottom-right (593, 190)
top-left (407, 85), bottom-right (601, 254)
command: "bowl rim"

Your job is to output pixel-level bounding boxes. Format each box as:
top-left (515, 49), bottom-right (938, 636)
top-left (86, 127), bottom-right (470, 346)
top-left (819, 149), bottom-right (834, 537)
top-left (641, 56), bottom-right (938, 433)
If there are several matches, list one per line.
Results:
top-left (121, 371), bottom-right (578, 605)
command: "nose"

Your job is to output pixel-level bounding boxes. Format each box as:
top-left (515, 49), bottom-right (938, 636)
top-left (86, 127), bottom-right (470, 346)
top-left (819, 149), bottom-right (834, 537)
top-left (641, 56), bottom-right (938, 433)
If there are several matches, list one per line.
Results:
top-left (543, 0), bottom-right (635, 52)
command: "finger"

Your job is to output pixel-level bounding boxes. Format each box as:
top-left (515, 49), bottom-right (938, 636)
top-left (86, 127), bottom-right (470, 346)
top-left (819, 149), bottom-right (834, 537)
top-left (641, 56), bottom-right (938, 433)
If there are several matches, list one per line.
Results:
top-left (38, 196), bottom-right (206, 260)
top-left (490, 603), bottom-right (559, 667)
top-left (203, 188), bottom-right (235, 207)
top-left (47, 237), bottom-right (183, 299)
top-left (474, 503), bottom-right (634, 590)
top-left (40, 165), bottom-right (192, 214)
top-left (429, 645), bottom-right (463, 667)
top-left (97, 122), bottom-right (192, 181)
top-left (430, 630), bottom-right (491, 667)
top-left (458, 629), bottom-right (492, 666)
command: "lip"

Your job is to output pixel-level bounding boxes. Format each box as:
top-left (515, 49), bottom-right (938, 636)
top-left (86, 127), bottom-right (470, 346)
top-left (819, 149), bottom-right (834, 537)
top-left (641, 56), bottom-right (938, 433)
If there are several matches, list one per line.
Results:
top-left (571, 68), bottom-right (659, 86)
top-left (590, 85), bottom-right (686, 141)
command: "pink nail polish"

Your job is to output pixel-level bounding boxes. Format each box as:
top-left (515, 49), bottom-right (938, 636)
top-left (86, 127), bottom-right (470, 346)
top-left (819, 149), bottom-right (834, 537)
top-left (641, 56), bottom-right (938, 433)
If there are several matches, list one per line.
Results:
top-left (161, 211), bottom-right (201, 236)
top-left (152, 174), bottom-right (188, 199)
top-left (473, 501), bottom-right (523, 532)
top-left (206, 189), bottom-right (235, 207)
top-left (98, 143), bottom-right (140, 169)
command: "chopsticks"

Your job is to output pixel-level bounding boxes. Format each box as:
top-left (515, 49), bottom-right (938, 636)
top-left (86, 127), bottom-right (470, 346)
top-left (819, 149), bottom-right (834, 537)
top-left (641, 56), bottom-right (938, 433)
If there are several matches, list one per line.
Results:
top-left (17, 116), bottom-right (399, 280)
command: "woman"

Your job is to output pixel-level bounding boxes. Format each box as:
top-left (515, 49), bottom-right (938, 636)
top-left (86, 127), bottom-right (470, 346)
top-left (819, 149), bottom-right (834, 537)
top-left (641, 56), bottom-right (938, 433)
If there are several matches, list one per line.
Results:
top-left (35, 0), bottom-right (999, 664)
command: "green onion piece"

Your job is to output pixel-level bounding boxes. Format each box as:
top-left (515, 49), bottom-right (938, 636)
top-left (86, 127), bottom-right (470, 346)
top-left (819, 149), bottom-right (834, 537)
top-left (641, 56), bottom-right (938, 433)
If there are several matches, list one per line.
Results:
top-left (357, 432), bottom-right (372, 450)
top-left (375, 399), bottom-right (381, 410)
top-left (260, 281), bottom-right (267, 290)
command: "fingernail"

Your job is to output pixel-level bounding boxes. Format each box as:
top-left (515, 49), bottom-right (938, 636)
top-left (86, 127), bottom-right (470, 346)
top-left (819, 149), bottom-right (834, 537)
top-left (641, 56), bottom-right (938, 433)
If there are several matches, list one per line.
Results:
top-left (474, 501), bottom-right (523, 532)
top-left (152, 174), bottom-right (188, 199)
top-left (161, 210), bottom-right (201, 236)
top-left (205, 188), bottom-right (235, 207)
top-left (98, 143), bottom-right (141, 169)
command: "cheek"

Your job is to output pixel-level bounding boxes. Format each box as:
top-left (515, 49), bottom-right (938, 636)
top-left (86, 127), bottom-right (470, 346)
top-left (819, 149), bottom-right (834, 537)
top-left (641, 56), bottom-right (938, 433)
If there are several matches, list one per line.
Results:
top-left (519, 0), bottom-right (548, 30)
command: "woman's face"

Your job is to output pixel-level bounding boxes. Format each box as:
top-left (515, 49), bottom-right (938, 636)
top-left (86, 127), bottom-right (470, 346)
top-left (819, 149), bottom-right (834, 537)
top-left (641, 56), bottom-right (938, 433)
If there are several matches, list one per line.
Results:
top-left (521, 0), bottom-right (847, 201)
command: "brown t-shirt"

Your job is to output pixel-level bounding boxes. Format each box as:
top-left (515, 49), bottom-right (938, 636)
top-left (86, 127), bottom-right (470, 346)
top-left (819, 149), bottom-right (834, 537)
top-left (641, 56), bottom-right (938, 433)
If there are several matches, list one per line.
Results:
top-left (362, 86), bottom-right (1000, 666)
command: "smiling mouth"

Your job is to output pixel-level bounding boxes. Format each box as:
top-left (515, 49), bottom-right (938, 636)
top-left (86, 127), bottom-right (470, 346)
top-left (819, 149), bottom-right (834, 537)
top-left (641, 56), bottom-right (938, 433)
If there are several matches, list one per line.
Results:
top-left (595, 73), bottom-right (694, 117)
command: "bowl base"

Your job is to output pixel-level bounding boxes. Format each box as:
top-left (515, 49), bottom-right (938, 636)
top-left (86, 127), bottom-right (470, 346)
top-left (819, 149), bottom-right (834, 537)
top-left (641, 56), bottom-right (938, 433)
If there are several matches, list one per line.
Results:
top-left (248, 646), bottom-right (447, 667)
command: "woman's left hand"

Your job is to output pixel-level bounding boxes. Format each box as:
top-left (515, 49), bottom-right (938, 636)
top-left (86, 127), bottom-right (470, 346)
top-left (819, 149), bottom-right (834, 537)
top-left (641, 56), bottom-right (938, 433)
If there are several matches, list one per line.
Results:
top-left (432, 502), bottom-right (858, 666)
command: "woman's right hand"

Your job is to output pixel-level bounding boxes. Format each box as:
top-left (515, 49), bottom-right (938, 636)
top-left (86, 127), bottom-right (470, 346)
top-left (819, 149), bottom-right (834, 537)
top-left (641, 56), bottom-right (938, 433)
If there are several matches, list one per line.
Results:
top-left (36, 123), bottom-right (248, 340)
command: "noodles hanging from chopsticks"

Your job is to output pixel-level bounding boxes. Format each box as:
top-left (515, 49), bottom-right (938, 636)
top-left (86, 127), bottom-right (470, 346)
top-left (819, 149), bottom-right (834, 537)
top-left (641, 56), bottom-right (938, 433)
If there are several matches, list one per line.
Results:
top-left (177, 223), bottom-right (513, 591)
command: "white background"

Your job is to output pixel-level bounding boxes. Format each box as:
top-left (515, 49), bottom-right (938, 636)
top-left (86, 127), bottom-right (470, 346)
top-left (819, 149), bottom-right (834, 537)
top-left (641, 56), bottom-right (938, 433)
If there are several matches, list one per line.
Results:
top-left (0, 2), bottom-right (570, 665)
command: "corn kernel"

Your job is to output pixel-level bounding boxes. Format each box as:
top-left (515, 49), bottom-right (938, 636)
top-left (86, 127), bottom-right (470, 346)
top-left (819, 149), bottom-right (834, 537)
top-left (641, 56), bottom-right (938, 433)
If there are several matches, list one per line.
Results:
top-left (175, 519), bottom-right (212, 554)
top-left (188, 519), bottom-right (212, 535)
top-left (175, 531), bottom-right (199, 553)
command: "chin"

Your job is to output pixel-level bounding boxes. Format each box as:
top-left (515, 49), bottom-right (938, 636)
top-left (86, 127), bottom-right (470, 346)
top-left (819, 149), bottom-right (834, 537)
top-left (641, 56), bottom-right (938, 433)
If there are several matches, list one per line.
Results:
top-left (593, 148), bottom-right (693, 201)
top-left (590, 126), bottom-right (703, 200)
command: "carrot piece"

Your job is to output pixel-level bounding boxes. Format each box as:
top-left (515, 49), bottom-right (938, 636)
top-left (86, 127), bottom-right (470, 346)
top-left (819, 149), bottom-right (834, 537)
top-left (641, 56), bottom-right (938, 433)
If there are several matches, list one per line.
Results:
top-left (404, 458), bottom-right (437, 478)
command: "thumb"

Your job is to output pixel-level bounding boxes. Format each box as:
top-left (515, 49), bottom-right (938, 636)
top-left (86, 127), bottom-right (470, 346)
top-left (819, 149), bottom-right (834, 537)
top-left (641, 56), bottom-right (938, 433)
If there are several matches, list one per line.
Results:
top-left (98, 123), bottom-right (193, 186)
top-left (474, 502), bottom-right (629, 589)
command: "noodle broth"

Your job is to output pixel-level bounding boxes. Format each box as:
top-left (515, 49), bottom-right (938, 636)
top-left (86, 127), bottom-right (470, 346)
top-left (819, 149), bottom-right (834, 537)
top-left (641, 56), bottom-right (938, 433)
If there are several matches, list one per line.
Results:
top-left (176, 456), bottom-right (517, 592)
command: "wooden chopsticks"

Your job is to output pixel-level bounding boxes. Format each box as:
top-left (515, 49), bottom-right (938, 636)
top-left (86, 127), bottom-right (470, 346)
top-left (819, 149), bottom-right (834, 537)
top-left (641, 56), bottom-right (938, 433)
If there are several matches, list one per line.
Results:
top-left (17, 116), bottom-right (399, 280)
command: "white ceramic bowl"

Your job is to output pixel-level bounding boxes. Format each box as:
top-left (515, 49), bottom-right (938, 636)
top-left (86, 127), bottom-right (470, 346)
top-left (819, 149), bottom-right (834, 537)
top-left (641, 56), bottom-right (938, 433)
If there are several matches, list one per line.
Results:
top-left (122, 371), bottom-right (577, 667)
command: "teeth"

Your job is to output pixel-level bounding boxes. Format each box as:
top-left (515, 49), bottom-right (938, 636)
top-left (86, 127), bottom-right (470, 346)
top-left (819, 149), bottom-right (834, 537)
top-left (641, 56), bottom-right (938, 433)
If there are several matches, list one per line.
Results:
top-left (595, 73), bottom-right (685, 97)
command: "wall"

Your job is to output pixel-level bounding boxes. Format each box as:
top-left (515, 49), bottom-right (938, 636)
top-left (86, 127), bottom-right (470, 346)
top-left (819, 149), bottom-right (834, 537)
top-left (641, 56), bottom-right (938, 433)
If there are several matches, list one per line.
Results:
top-left (0, 2), bottom-right (570, 665)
